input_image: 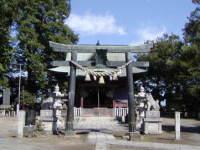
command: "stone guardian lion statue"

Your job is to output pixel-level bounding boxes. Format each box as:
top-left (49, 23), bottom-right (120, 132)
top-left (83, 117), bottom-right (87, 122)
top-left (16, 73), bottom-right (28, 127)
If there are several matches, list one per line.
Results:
top-left (146, 93), bottom-right (160, 111)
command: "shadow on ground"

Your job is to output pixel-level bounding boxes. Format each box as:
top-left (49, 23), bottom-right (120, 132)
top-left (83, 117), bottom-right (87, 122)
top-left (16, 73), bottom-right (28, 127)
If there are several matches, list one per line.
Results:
top-left (162, 125), bottom-right (200, 133)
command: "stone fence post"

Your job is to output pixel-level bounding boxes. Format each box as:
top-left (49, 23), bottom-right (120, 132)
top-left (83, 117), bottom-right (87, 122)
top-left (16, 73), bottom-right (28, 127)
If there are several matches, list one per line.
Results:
top-left (175, 111), bottom-right (181, 140)
top-left (17, 110), bottom-right (25, 138)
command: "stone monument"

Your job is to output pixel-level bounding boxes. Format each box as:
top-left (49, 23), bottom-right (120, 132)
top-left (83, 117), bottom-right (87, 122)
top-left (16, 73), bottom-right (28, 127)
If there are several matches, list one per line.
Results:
top-left (135, 86), bottom-right (162, 134)
top-left (0, 88), bottom-right (11, 116)
top-left (52, 84), bottom-right (65, 134)
top-left (3, 88), bottom-right (11, 105)
top-left (135, 86), bottom-right (147, 131)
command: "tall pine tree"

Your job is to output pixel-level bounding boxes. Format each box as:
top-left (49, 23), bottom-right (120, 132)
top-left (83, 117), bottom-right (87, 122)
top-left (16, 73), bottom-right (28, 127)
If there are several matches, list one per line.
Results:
top-left (182, 3), bottom-right (200, 116)
top-left (16, 0), bottom-right (78, 93)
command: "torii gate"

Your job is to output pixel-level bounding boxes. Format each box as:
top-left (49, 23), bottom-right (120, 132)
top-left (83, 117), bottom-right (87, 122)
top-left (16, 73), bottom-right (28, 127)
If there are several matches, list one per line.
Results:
top-left (49, 41), bottom-right (152, 135)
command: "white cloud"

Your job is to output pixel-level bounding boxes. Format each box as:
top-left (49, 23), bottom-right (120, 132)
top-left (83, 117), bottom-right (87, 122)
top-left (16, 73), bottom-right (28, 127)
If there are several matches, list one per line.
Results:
top-left (130, 26), bottom-right (167, 45)
top-left (65, 13), bottom-right (127, 36)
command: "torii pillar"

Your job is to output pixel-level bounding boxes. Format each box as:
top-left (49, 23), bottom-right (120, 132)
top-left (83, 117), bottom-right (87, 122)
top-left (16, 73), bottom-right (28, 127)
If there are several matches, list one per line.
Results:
top-left (65, 51), bottom-right (77, 135)
top-left (126, 52), bottom-right (136, 133)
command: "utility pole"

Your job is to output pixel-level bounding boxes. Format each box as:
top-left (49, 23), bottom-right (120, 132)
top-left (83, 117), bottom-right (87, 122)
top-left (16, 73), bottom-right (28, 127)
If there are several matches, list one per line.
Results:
top-left (16, 64), bottom-right (22, 116)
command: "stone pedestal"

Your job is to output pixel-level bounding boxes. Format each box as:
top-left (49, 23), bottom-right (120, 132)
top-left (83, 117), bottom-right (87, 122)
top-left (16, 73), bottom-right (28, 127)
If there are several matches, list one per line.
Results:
top-left (144, 111), bottom-right (162, 134)
top-left (40, 109), bottom-right (65, 134)
top-left (40, 110), bottom-right (53, 133)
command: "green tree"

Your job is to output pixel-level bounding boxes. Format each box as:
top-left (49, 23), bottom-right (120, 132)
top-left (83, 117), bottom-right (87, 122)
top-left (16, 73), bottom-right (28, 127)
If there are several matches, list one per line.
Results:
top-left (141, 4), bottom-right (200, 117)
top-left (192, 0), bottom-right (200, 4)
top-left (182, 5), bottom-right (200, 116)
top-left (16, 0), bottom-right (78, 93)
top-left (140, 34), bottom-right (185, 112)
top-left (0, 0), bottom-right (17, 86)
top-left (21, 90), bottom-right (35, 107)
top-left (184, 7), bottom-right (200, 46)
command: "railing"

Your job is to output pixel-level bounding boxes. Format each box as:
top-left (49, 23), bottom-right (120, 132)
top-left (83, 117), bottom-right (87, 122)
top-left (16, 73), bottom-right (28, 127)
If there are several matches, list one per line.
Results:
top-left (74, 107), bottom-right (129, 117)
top-left (0, 105), bottom-right (16, 117)
top-left (74, 107), bottom-right (82, 117)
top-left (114, 107), bottom-right (128, 117)
top-left (0, 110), bottom-right (16, 117)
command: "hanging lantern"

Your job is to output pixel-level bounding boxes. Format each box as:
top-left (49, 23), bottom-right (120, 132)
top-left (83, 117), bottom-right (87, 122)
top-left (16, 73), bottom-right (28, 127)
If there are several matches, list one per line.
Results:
top-left (85, 73), bottom-right (91, 81)
top-left (106, 90), bottom-right (114, 98)
top-left (112, 72), bottom-right (118, 80)
top-left (93, 75), bottom-right (97, 81)
top-left (98, 76), bottom-right (105, 84)
top-left (109, 75), bottom-right (113, 81)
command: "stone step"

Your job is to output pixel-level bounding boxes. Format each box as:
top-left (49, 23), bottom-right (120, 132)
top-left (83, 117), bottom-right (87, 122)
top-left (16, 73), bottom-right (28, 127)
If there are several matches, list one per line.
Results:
top-left (74, 116), bottom-right (127, 132)
top-left (81, 108), bottom-right (114, 117)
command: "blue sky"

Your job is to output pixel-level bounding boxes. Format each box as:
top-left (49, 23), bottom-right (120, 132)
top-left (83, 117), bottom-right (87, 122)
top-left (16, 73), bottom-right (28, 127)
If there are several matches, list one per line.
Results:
top-left (65, 0), bottom-right (196, 45)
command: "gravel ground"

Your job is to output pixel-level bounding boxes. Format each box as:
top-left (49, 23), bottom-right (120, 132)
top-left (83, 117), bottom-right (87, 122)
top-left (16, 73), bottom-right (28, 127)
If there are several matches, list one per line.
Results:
top-left (0, 134), bottom-right (95, 150)
top-left (0, 117), bottom-right (199, 150)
